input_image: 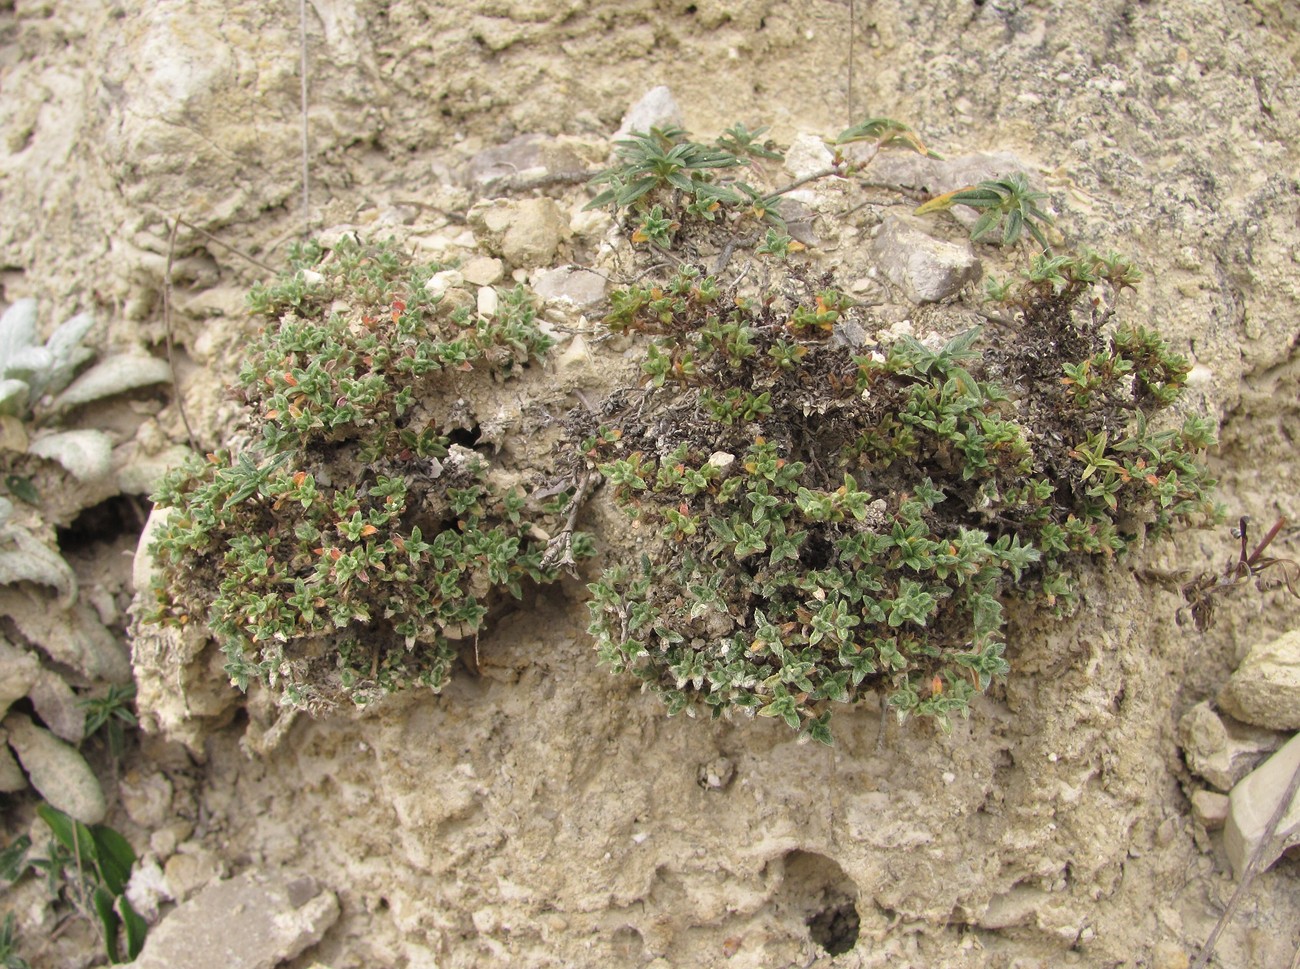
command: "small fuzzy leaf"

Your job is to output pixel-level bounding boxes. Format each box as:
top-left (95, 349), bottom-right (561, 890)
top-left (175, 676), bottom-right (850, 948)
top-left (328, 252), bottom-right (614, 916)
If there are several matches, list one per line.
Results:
top-left (0, 379), bottom-right (29, 416)
top-left (28, 429), bottom-right (114, 482)
top-left (0, 526), bottom-right (77, 604)
top-left (0, 300), bottom-right (38, 369)
top-left (53, 353), bottom-right (170, 410)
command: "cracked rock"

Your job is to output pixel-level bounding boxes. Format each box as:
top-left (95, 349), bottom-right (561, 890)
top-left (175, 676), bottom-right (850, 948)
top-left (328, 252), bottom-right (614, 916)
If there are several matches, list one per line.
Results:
top-left (131, 870), bottom-right (340, 969)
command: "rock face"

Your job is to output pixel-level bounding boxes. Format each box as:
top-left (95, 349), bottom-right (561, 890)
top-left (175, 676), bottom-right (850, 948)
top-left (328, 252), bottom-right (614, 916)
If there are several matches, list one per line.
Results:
top-left (871, 214), bottom-right (981, 303)
top-left (1219, 628), bottom-right (1300, 730)
top-left (130, 871), bottom-right (339, 969)
top-left (1225, 732), bottom-right (1300, 878)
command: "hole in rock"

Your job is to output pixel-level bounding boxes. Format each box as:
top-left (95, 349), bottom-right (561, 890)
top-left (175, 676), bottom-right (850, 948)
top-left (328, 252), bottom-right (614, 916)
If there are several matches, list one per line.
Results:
top-left (780, 849), bottom-right (861, 955)
top-left (446, 424), bottom-right (482, 449)
top-left (56, 494), bottom-right (148, 553)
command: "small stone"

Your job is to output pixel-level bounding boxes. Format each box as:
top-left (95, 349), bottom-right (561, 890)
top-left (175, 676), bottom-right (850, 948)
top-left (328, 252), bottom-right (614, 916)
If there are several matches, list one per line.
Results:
top-left (707, 452), bottom-right (735, 471)
top-left (696, 756), bottom-right (735, 790)
top-left (554, 334), bottom-right (592, 374)
top-left (1177, 701), bottom-right (1280, 791)
top-left (476, 286), bottom-right (499, 318)
top-left (783, 133), bottom-right (834, 182)
top-left (615, 86), bottom-right (683, 139)
top-left (0, 587), bottom-right (132, 683)
top-left (460, 256), bottom-right (504, 287)
top-left (1225, 731), bottom-right (1300, 878)
top-left (872, 214), bottom-right (981, 303)
top-left (120, 769), bottom-right (174, 828)
top-left (424, 269), bottom-right (464, 297)
top-left (132, 870), bottom-right (340, 969)
top-left (980, 886), bottom-right (1048, 929)
top-left (1219, 628), bottom-right (1300, 731)
top-left (466, 134), bottom-right (546, 186)
top-left (532, 266), bottom-right (607, 307)
top-left (1190, 789), bottom-right (1230, 830)
top-left (5, 712), bottom-right (106, 823)
top-left (467, 198), bottom-right (567, 269)
top-left (163, 845), bottom-right (224, 902)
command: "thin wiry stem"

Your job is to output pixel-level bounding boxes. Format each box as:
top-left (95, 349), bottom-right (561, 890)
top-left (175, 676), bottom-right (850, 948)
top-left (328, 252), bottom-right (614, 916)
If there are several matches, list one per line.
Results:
top-left (299, 0), bottom-right (311, 236)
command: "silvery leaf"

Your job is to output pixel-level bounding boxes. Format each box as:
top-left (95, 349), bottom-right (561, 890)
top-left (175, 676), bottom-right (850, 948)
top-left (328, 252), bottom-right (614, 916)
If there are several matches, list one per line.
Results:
top-left (41, 311), bottom-right (96, 396)
top-left (52, 353), bottom-right (171, 410)
top-left (0, 527), bottom-right (76, 604)
top-left (0, 379), bottom-right (30, 416)
top-left (0, 300), bottom-right (38, 370)
top-left (28, 429), bottom-right (114, 482)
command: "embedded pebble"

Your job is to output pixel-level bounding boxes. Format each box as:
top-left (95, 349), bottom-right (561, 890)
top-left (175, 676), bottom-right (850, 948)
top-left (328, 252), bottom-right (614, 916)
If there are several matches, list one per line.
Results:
top-left (1218, 627), bottom-right (1300, 731)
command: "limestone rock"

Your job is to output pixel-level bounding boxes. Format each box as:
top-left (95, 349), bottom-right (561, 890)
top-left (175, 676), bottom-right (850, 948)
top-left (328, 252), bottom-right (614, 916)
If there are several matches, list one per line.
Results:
top-left (132, 871), bottom-right (340, 969)
top-left (872, 214), bottom-right (981, 303)
top-left (532, 266), bottom-right (607, 307)
top-left (1190, 789), bottom-right (1230, 830)
top-left (5, 712), bottom-right (105, 824)
top-left (1218, 628), bottom-right (1300, 730)
top-left (1225, 731), bottom-right (1300, 878)
top-left (460, 256), bottom-right (505, 287)
top-left (467, 198), bottom-right (567, 269)
top-left (129, 616), bottom-right (241, 756)
top-left (616, 86), bottom-right (683, 139)
top-left (120, 769), bottom-right (174, 829)
top-left (465, 134), bottom-right (586, 190)
top-left (1178, 701), bottom-right (1282, 790)
top-left (163, 844), bottom-right (225, 902)
top-left (864, 150), bottom-right (1031, 199)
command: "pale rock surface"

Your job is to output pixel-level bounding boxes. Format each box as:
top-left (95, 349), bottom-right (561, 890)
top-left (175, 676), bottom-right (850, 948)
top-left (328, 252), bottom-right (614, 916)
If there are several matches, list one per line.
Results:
top-left (467, 198), bottom-right (567, 269)
top-left (1218, 628), bottom-right (1300, 730)
top-left (163, 843), bottom-right (225, 902)
top-left (872, 214), bottom-right (981, 303)
top-left (1190, 789), bottom-right (1230, 830)
top-left (615, 85), bottom-right (683, 139)
top-left (532, 265), bottom-right (607, 307)
top-left (131, 871), bottom-right (339, 969)
top-left (459, 256), bottom-right (505, 287)
top-left (783, 133), bottom-right (834, 182)
top-left (465, 134), bottom-right (588, 190)
top-left (4, 712), bottom-right (105, 823)
top-left (1225, 731), bottom-right (1300, 878)
top-left (120, 769), bottom-right (174, 829)
top-left (1178, 701), bottom-right (1283, 791)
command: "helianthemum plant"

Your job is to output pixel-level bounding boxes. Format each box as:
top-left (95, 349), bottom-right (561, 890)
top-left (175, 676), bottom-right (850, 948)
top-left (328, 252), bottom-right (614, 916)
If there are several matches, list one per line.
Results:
top-left (148, 237), bottom-right (591, 711)
top-left (583, 254), bottom-right (1217, 743)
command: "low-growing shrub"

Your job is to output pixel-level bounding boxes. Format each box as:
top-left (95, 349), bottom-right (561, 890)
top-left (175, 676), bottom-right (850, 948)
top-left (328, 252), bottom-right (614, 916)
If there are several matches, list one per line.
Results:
top-left (148, 237), bottom-right (590, 711)
top-left (584, 260), bottom-right (1218, 743)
